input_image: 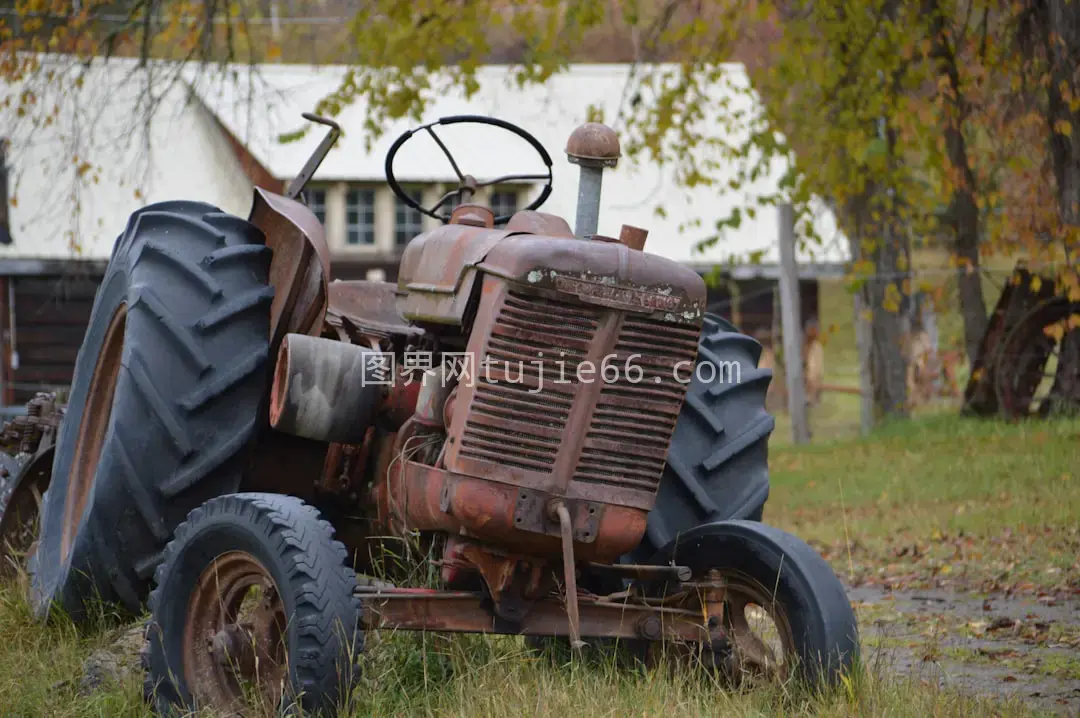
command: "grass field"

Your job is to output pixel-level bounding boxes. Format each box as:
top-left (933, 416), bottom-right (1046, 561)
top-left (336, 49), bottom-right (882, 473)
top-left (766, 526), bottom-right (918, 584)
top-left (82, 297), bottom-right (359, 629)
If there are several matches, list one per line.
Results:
top-left (1, 413), bottom-right (1075, 717)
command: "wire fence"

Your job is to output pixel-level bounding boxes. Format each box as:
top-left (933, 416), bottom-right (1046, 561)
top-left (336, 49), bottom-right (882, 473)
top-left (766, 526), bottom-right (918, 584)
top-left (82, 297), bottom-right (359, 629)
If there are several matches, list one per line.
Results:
top-left (760, 262), bottom-right (1079, 445)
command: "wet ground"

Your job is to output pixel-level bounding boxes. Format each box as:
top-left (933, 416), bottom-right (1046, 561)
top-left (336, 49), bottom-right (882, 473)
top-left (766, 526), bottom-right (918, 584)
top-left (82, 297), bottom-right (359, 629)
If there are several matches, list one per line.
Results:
top-left (849, 585), bottom-right (1080, 714)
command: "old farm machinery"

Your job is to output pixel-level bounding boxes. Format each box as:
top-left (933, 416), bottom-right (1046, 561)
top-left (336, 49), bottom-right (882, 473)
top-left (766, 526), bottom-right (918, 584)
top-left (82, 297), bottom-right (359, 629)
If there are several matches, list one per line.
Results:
top-left (0, 114), bottom-right (858, 714)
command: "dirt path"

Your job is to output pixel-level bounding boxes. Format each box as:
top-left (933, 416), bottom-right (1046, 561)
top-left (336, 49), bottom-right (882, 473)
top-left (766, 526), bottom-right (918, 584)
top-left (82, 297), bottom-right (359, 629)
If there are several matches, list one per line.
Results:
top-left (850, 585), bottom-right (1080, 714)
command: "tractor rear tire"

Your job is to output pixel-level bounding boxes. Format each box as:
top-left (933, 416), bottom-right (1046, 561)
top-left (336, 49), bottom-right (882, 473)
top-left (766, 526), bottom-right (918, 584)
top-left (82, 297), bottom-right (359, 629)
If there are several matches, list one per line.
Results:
top-left (630, 313), bottom-right (774, 562)
top-left (28, 201), bottom-right (274, 620)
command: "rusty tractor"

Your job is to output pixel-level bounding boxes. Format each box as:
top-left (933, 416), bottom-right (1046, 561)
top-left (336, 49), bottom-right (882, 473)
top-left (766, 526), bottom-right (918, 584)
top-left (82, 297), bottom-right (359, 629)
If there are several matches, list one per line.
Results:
top-left (0, 114), bottom-right (859, 714)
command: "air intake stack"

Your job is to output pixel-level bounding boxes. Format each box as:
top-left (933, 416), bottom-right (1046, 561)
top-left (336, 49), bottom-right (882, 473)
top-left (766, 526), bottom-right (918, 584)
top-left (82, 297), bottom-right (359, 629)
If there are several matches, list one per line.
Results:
top-left (565, 122), bottom-right (621, 239)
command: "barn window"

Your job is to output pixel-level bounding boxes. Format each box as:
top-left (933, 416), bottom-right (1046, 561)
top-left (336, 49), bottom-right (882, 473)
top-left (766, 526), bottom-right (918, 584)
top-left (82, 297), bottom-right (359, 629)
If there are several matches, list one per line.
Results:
top-left (307, 187), bottom-right (327, 225)
top-left (345, 187), bottom-right (375, 245)
top-left (394, 187), bottom-right (424, 245)
top-left (490, 190), bottom-right (519, 220)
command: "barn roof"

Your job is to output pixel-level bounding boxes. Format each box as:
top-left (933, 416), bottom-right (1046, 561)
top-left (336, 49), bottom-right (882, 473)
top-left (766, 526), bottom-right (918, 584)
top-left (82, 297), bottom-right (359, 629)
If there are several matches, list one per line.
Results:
top-left (1, 55), bottom-right (849, 272)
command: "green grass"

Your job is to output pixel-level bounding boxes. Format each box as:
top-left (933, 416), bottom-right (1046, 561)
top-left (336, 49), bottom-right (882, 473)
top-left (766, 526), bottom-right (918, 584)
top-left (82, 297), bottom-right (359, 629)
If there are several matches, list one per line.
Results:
top-left (1, 414), bottom-right (1076, 716)
top-left (768, 414), bottom-right (1080, 593)
top-left (0, 584), bottom-right (1043, 717)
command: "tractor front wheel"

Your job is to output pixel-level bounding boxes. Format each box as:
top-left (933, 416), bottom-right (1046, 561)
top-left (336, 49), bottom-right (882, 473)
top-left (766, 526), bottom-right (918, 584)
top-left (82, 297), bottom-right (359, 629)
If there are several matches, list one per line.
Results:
top-left (142, 493), bottom-right (363, 715)
top-left (647, 520), bottom-right (860, 688)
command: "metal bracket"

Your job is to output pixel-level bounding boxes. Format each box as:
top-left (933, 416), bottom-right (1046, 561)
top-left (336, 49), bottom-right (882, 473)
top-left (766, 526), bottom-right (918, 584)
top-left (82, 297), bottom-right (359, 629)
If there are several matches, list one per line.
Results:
top-left (513, 488), bottom-right (601, 543)
top-left (285, 113), bottom-right (342, 201)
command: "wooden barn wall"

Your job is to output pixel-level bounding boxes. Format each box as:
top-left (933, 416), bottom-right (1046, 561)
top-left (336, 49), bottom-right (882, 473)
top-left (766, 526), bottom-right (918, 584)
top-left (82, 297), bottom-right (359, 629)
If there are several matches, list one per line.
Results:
top-left (2, 271), bottom-right (104, 405)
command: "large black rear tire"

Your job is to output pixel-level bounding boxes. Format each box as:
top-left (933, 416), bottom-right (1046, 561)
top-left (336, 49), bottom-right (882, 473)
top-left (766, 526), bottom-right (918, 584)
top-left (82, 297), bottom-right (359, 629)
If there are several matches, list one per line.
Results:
top-left (630, 313), bottom-right (774, 562)
top-left (29, 201), bottom-right (274, 620)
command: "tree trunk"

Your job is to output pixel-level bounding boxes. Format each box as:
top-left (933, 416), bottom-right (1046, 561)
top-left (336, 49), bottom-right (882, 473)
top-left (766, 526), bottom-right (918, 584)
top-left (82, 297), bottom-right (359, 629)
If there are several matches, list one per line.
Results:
top-left (1036, 0), bottom-right (1080, 227)
top-left (846, 190), bottom-right (909, 420)
top-left (868, 215), bottom-right (910, 418)
top-left (926, 0), bottom-right (988, 364)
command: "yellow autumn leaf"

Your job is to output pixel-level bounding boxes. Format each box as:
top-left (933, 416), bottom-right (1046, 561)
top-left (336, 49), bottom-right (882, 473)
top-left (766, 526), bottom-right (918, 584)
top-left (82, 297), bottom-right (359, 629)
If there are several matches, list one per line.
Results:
top-left (1043, 321), bottom-right (1066, 342)
top-left (1054, 119), bottom-right (1073, 137)
top-left (1030, 275), bottom-right (1043, 293)
top-left (1068, 313), bottom-right (1080, 330)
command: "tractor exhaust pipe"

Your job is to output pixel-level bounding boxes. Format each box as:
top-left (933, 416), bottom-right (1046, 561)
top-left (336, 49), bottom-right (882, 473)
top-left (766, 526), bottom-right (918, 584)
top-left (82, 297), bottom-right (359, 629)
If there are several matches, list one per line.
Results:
top-left (566, 123), bottom-right (621, 239)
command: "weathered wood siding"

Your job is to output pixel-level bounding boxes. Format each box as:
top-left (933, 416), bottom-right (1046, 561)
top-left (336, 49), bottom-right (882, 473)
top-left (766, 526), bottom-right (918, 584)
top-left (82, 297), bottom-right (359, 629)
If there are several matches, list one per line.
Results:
top-left (2, 269), bottom-right (103, 405)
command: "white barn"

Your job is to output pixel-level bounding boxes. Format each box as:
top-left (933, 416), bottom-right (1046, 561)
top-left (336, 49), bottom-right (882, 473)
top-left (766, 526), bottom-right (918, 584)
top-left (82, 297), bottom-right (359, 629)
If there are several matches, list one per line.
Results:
top-left (0, 55), bottom-right (848, 406)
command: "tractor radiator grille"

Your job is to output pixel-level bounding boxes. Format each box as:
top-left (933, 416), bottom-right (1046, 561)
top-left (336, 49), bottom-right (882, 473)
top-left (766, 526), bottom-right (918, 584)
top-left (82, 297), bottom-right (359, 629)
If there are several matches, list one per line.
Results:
top-left (572, 315), bottom-right (700, 493)
top-left (457, 287), bottom-right (699, 507)
top-left (459, 291), bottom-right (595, 472)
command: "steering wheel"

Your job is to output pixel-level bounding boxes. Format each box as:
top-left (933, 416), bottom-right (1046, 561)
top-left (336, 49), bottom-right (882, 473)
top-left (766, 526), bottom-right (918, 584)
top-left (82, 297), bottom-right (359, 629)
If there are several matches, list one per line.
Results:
top-left (384, 115), bottom-right (554, 225)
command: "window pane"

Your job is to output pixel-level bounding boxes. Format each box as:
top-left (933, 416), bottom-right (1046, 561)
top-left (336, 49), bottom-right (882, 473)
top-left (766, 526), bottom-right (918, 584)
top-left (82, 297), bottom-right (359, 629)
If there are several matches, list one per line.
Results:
top-left (308, 189), bottom-right (326, 225)
top-left (345, 188), bottom-right (375, 245)
top-left (491, 190), bottom-right (518, 221)
top-left (395, 188), bottom-right (424, 245)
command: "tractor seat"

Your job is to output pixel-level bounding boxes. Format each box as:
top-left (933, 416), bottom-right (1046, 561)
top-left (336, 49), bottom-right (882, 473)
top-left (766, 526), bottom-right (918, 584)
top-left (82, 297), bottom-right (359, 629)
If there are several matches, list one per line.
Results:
top-left (326, 279), bottom-right (423, 341)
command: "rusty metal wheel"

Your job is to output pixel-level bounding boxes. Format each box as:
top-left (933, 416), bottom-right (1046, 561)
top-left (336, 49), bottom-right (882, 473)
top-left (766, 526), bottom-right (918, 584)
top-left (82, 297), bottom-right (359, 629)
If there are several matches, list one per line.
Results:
top-left (182, 551), bottom-right (290, 710)
top-left (994, 298), bottom-right (1080, 418)
top-left (642, 520), bottom-right (859, 688)
top-left (60, 304), bottom-right (125, 566)
top-left (143, 493), bottom-right (363, 716)
top-left (711, 571), bottom-right (797, 684)
top-left (0, 447), bottom-right (51, 580)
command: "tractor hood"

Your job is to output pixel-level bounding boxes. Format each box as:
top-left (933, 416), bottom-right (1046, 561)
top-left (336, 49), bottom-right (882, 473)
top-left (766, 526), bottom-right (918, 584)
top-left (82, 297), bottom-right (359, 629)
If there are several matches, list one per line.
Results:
top-left (397, 214), bottom-right (706, 326)
top-left (477, 235), bottom-right (706, 324)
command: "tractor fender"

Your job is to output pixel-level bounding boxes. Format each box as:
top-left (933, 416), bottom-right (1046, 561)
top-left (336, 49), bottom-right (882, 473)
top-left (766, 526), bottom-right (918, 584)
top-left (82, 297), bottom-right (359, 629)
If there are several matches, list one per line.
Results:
top-left (248, 187), bottom-right (331, 351)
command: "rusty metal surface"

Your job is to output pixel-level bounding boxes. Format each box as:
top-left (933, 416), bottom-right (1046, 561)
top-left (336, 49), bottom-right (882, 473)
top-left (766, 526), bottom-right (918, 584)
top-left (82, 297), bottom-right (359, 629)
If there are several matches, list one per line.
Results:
top-left (396, 223), bottom-right (515, 325)
top-left (319, 435), bottom-right (373, 500)
top-left (269, 333), bottom-right (385, 444)
top-left (553, 500), bottom-right (583, 646)
top-left (443, 275), bottom-right (700, 513)
top-left (449, 204), bottom-right (495, 228)
top-left (248, 187), bottom-right (330, 350)
top-left (505, 211), bottom-right (574, 238)
top-left (565, 123), bottom-right (621, 166)
top-left (477, 234), bottom-right (706, 320)
top-left (381, 372), bottom-right (424, 429)
top-left (618, 225), bottom-right (648, 252)
top-left (384, 460), bottom-right (646, 563)
top-left (325, 280), bottom-right (424, 341)
top-left (584, 561), bottom-right (692, 583)
top-left (357, 586), bottom-right (714, 642)
top-left (182, 550), bottom-right (288, 711)
top-left (0, 393), bottom-right (63, 457)
top-left (61, 304), bottom-right (125, 565)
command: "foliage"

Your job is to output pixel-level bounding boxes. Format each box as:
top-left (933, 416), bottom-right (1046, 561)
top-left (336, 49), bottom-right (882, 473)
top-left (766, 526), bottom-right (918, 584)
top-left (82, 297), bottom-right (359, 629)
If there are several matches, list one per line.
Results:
top-left (311, 2), bottom-right (1076, 278)
top-left (0, 0), bottom-right (297, 253)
